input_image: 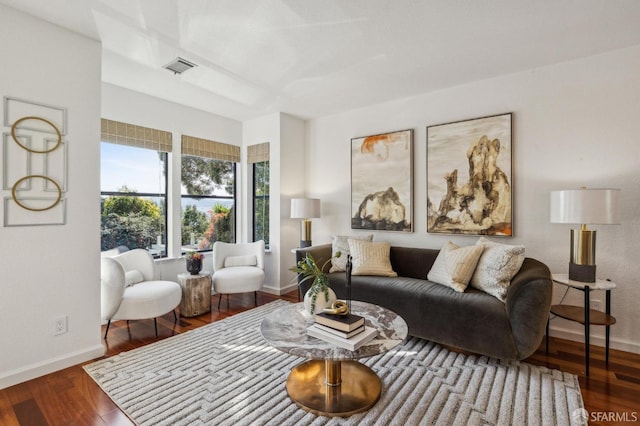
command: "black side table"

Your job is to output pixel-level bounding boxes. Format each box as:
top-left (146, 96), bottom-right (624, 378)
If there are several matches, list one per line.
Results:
top-left (546, 273), bottom-right (616, 376)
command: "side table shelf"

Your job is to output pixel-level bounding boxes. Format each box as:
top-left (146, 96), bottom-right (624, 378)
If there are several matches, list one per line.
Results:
top-left (178, 272), bottom-right (212, 317)
top-left (546, 273), bottom-right (616, 376)
top-left (550, 305), bottom-right (616, 327)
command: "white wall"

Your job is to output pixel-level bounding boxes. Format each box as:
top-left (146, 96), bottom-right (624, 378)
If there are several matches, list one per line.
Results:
top-left (102, 83), bottom-right (242, 278)
top-left (306, 45), bottom-right (640, 353)
top-left (0, 6), bottom-right (103, 388)
top-left (242, 112), bottom-right (306, 294)
top-left (243, 113), bottom-right (280, 292)
top-left (279, 113), bottom-right (307, 292)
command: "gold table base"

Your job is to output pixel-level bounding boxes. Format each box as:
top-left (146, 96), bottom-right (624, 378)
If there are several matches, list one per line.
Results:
top-left (286, 359), bottom-right (381, 417)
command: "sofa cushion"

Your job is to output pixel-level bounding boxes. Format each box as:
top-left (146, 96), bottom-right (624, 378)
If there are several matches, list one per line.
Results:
top-left (224, 254), bottom-right (257, 267)
top-left (329, 234), bottom-right (373, 272)
top-left (427, 241), bottom-right (484, 292)
top-left (124, 269), bottom-right (144, 287)
top-left (348, 239), bottom-right (397, 277)
top-left (470, 237), bottom-right (525, 301)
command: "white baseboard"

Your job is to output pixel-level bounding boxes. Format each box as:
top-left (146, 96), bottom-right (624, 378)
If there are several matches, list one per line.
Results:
top-left (262, 282), bottom-right (299, 296)
top-left (0, 344), bottom-right (105, 390)
top-left (548, 325), bottom-right (640, 355)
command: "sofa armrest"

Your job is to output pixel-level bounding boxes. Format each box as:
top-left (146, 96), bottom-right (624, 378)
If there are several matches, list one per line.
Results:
top-left (505, 258), bottom-right (552, 359)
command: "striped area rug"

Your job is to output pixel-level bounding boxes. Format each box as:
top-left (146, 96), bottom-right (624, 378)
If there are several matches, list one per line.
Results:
top-left (84, 300), bottom-right (584, 425)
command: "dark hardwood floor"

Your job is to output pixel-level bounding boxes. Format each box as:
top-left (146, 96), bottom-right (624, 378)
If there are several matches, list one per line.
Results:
top-left (1, 291), bottom-right (638, 425)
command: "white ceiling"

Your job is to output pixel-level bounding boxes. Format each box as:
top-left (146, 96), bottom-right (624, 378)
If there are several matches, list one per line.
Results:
top-left (3, 0), bottom-right (640, 121)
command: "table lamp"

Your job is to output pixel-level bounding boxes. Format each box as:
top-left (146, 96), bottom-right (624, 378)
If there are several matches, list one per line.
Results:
top-left (291, 198), bottom-right (321, 248)
top-left (550, 188), bottom-right (620, 282)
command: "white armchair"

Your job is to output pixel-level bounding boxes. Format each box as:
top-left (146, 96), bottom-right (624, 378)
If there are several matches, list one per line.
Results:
top-left (212, 240), bottom-right (265, 309)
top-left (100, 249), bottom-right (182, 339)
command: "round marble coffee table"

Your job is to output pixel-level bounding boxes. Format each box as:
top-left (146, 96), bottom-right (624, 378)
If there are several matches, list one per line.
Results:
top-left (260, 301), bottom-right (408, 417)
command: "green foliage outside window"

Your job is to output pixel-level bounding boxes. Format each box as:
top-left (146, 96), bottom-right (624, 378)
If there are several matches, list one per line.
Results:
top-left (181, 156), bottom-right (234, 195)
top-left (181, 205), bottom-right (209, 248)
top-left (101, 187), bottom-right (164, 251)
top-left (181, 155), bottom-right (236, 250)
top-left (102, 186), bottom-right (162, 219)
top-left (202, 204), bottom-right (235, 247)
top-left (253, 161), bottom-right (269, 247)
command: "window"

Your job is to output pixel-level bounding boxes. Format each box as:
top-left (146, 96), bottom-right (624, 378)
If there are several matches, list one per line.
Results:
top-left (100, 122), bottom-right (240, 258)
top-left (180, 135), bottom-right (240, 253)
top-left (100, 142), bottom-right (168, 257)
top-left (253, 161), bottom-right (269, 247)
top-left (181, 155), bottom-right (236, 252)
top-left (248, 142), bottom-right (270, 248)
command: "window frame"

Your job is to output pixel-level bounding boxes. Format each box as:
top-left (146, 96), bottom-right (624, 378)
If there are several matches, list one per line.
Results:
top-left (99, 146), bottom-right (169, 258)
top-left (252, 160), bottom-right (269, 248)
top-left (180, 159), bottom-right (237, 253)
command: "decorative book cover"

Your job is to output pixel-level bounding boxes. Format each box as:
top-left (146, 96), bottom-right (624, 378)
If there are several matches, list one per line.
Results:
top-left (315, 313), bottom-right (365, 332)
top-left (314, 323), bottom-right (365, 339)
top-left (307, 325), bottom-right (378, 351)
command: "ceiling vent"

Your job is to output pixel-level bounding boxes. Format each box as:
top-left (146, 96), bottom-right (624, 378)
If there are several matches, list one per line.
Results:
top-left (163, 57), bottom-right (197, 75)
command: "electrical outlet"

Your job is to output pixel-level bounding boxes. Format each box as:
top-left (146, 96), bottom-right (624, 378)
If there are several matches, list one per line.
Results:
top-left (53, 316), bottom-right (68, 335)
top-left (590, 299), bottom-right (602, 312)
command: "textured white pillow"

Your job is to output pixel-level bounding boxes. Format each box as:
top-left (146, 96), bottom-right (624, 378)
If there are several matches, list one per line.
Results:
top-left (427, 241), bottom-right (484, 292)
top-left (470, 237), bottom-right (525, 301)
top-left (224, 255), bottom-right (257, 267)
top-left (348, 239), bottom-right (397, 277)
top-left (329, 234), bottom-right (374, 272)
top-left (124, 269), bottom-right (144, 287)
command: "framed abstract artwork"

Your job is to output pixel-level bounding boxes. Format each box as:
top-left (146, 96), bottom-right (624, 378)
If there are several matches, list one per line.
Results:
top-left (427, 113), bottom-right (512, 236)
top-left (351, 129), bottom-right (413, 232)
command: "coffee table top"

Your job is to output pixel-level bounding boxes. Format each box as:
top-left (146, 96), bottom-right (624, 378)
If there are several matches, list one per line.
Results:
top-left (260, 301), bottom-right (408, 361)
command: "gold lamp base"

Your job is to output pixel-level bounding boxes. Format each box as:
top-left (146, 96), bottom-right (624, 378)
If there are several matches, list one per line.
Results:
top-left (299, 219), bottom-right (312, 248)
top-left (286, 359), bottom-right (381, 417)
top-left (569, 227), bottom-right (596, 283)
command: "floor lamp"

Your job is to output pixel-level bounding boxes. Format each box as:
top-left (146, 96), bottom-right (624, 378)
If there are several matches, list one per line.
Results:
top-left (291, 198), bottom-right (321, 248)
top-left (550, 188), bottom-right (620, 282)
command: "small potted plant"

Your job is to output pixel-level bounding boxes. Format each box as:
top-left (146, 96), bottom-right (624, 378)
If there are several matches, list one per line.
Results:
top-left (290, 252), bottom-right (340, 314)
top-left (185, 251), bottom-right (204, 275)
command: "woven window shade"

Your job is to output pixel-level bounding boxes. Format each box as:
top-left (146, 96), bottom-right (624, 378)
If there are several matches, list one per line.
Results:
top-left (247, 142), bottom-right (270, 163)
top-left (101, 119), bottom-right (172, 152)
top-left (182, 135), bottom-right (240, 162)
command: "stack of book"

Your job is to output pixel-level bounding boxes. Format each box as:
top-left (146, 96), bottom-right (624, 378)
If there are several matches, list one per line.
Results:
top-left (307, 312), bottom-right (378, 350)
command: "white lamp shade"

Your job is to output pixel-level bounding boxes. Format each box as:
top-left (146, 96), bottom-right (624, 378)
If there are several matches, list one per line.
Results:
top-left (291, 198), bottom-right (321, 219)
top-left (550, 189), bottom-right (620, 224)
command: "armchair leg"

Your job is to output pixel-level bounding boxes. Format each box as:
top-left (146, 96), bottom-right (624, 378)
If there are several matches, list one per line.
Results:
top-left (104, 320), bottom-right (111, 339)
top-left (173, 309), bottom-right (177, 322)
top-left (154, 318), bottom-right (158, 336)
top-left (218, 294), bottom-right (222, 309)
top-left (254, 291), bottom-right (258, 307)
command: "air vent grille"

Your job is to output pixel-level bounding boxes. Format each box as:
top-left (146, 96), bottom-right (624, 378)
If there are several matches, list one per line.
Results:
top-left (163, 57), bottom-right (197, 74)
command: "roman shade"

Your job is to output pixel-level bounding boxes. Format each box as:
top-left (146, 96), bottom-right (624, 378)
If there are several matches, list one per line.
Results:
top-left (101, 119), bottom-right (172, 152)
top-left (182, 135), bottom-right (240, 162)
top-left (247, 142), bottom-right (270, 163)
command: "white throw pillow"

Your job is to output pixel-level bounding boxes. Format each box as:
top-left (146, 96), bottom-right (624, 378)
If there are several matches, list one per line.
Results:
top-left (224, 255), bottom-right (257, 267)
top-left (348, 239), bottom-right (397, 277)
top-left (124, 269), bottom-right (144, 287)
top-left (329, 234), bottom-right (374, 272)
top-left (470, 237), bottom-right (525, 302)
top-left (427, 241), bottom-right (484, 292)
